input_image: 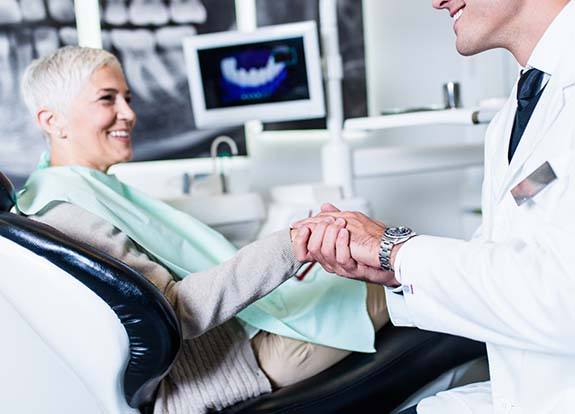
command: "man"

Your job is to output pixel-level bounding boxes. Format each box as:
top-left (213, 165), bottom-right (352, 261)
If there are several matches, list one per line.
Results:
top-left (292, 0), bottom-right (575, 412)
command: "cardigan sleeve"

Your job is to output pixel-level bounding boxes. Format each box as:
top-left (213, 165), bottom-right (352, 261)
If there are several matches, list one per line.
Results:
top-left (32, 202), bottom-right (303, 339)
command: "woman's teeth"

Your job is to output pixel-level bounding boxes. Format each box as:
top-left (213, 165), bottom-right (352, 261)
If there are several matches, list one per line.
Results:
top-left (109, 130), bottom-right (130, 138)
top-left (454, 9), bottom-right (463, 22)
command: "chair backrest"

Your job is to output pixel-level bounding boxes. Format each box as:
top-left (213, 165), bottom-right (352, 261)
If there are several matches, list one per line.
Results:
top-left (0, 171), bottom-right (181, 412)
top-left (0, 171), bottom-right (15, 212)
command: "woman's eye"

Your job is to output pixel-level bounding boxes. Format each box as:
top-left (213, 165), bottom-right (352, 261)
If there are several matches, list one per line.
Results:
top-left (99, 95), bottom-right (114, 102)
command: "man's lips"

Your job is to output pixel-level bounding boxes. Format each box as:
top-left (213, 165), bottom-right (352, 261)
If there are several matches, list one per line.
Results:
top-left (452, 5), bottom-right (465, 20)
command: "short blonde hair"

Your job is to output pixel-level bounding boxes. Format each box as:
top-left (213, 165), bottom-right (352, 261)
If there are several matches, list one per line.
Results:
top-left (20, 46), bottom-right (121, 116)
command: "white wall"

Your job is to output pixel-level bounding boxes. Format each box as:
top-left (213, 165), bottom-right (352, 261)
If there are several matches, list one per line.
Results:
top-left (246, 1), bottom-right (522, 239)
top-left (363, 0), bottom-right (517, 115)
top-left (344, 0), bottom-right (520, 238)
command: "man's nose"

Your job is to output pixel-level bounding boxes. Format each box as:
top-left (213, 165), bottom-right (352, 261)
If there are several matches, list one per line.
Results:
top-left (432, 0), bottom-right (450, 10)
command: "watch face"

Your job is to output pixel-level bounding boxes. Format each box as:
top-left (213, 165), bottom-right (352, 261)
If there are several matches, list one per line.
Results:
top-left (385, 226), bottom-right (413, 239)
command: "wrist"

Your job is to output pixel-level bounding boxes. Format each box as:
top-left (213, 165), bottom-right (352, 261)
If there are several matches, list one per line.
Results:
top-left (369, 231), bottom-right (385, 268)
top-left (378, 226), bottom-right (416, 272)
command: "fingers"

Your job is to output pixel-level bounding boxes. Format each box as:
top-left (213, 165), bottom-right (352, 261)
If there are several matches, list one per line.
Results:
top-left (307, 221), bottom-right (329, 261)
top-left (290, 204), bottom-right (342, 229)
top-left (335, 228), bottom-right (357, 272)
top-left (307, 219), bottom-right (347, 273)
top-left (291, 215), bottom-right (335, 229)
top-left (292, 211), bottom-right (397, 285)
top-left (292, 226), bottom-right (312, 262)
top-left (317, 211), bottom-right (347, 220)
top-left (320, 219), bottom-right (345, 268)
top-left (320, 203), bottom-right (341, 213)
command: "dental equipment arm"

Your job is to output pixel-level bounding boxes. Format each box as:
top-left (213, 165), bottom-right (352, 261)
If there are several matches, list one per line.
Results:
top-left (320, 0), bottom-right (354, 198)
top-left (344, 108), bottom-right (499, 132)
top-left (74, 0), bottom-right (102, 48)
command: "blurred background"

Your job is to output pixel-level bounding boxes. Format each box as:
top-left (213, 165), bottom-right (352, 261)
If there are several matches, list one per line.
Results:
top-left (0, 0), bottom-right (366, 187)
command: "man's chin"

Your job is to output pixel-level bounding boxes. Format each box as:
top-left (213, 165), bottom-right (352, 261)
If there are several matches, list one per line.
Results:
top-left (455, 40), bottom-right (486, 57)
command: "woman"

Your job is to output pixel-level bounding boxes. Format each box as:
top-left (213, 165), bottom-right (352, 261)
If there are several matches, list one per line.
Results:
top-left (17, 46), bottom-right (388, 413)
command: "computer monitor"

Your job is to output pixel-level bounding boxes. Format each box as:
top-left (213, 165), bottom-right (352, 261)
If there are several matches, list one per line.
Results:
top-left (183, 21), bottom-right (325, 129)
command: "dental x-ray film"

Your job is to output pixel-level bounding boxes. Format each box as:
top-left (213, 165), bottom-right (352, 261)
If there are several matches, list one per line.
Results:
top-left (198, 37), bottom-right (309, 109)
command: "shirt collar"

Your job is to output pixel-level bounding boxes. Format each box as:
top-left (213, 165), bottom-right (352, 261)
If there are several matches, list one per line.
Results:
top-left (527, 0), bottom-right (575, 76)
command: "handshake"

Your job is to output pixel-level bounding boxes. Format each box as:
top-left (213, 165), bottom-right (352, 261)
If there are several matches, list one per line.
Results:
top-left (289, 203), bottom-right (402, 287)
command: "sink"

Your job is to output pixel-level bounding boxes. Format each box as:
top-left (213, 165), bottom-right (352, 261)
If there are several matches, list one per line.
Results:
top-left (163, 192), bottom-right (266, 247)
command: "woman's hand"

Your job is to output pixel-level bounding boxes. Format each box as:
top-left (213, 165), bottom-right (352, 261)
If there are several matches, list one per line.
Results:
top-left (290, 215), bottom-right (342, 263)
top-left (291, 204), bottom-right (399, 286)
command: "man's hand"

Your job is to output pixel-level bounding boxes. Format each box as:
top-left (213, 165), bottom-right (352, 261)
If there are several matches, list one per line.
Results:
top-left (292, 203), bottom-right (386, 268)
top-left (292, 204), bottom-right (400, 286)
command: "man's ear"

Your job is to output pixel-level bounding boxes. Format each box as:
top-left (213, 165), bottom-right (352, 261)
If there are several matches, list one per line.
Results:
top-left (37, 109), bottom-right (65, 139)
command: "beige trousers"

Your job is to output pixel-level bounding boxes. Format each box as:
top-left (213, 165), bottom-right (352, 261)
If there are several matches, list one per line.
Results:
top-left (250, 283), bottom-right (389, 388)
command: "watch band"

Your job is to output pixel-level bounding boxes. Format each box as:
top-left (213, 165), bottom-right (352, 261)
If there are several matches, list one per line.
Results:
top-left (378, 226), bottom-right (416, 272)
top-left (378, 238), bottom-right (395, 272)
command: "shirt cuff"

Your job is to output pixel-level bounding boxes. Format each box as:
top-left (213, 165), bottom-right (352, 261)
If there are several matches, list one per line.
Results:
top-left (393, 236), bottom-right (415, 285)
top-left (384, 287), bottom-right (415, 327)
top-left (384, 237), bottom-right (419, 327)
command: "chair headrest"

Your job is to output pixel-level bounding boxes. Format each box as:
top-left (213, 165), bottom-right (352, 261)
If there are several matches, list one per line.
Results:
top-left (0, 172), bottom-right (16, 212)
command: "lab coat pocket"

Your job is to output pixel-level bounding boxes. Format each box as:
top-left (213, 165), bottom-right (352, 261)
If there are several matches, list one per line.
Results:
top-left (521, 151), bottom-right (574, 219)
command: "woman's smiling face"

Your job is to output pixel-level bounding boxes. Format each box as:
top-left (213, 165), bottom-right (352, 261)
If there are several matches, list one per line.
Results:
top-left (59, 64), bottom-right (136, 171)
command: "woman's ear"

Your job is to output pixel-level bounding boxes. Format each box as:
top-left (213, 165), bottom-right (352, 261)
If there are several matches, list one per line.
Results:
top-left (37, 109), bottom-right (66, 140)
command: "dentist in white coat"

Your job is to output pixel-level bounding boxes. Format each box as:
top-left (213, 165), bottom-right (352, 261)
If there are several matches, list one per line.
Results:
top-left (291, 0), bottom-right (575, 412)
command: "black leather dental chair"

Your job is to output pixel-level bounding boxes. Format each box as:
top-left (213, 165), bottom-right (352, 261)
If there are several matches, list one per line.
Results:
top-left (0, 171), bottom-right (486, 414)
top-left (222, 326), bottom-right (486, 414)
top-left (0, 172), bottom-right (181, 414)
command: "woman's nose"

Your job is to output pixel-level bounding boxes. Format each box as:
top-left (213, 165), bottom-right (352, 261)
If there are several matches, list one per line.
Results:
top-left (118, 97), bottom-right (136, 123)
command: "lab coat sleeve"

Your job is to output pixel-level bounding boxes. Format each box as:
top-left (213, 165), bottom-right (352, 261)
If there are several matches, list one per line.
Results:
top-left (393, 232), bottom-right (575, 355)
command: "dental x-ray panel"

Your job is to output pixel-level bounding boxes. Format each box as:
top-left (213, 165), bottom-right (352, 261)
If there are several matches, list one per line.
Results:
top-left (183, 21), bottom-right (325, 128)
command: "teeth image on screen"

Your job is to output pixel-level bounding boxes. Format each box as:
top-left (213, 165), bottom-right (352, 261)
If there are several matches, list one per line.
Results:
top-left (221, 55), bottom-right (285, 87)
top-left (220, 54), bottom-right (287, 102)
top-left (198, 36), bottom-right (311, 111)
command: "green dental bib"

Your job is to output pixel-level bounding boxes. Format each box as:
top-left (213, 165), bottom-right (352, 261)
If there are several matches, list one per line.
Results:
top-left (17, 164), bottom-right (375, 352)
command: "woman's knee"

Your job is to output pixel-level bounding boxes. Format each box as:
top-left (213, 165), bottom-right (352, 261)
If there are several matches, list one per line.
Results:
top-left (251, 332), bottom-right (350, 388)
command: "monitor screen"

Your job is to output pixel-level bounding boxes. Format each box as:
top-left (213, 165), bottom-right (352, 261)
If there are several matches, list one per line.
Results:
top-left (183, 22), bottom-right (325, 129)
top-left (198, 37), bottom-right (310, 109)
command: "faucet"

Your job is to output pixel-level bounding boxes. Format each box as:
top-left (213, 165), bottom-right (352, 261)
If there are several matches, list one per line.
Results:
top-left (210, 136), bottom-right (239, 194)
top-left (210, 135), bottom-right (239, 160)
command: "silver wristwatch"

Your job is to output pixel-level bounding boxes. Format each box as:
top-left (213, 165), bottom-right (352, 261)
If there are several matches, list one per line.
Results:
top-left (378, 226), bottom-right (416, 272)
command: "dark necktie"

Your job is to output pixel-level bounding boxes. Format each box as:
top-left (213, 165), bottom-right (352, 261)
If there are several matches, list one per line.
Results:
top-left (508, 68), bottom-right (547, 162)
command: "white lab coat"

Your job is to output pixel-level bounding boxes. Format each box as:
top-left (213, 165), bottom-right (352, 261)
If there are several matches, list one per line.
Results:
top-left (388, 3), bottom-right (575, 413)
